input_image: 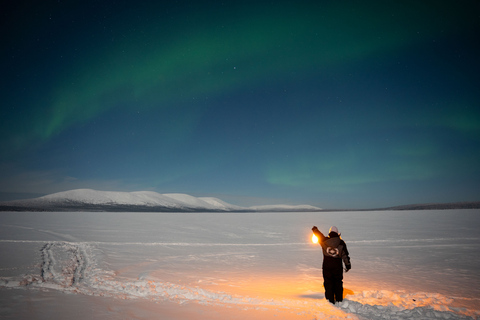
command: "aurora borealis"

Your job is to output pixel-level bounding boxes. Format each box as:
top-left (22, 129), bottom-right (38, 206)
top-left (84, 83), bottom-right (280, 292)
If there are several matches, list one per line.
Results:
top-left (1, 1), bottom-right (479, 208)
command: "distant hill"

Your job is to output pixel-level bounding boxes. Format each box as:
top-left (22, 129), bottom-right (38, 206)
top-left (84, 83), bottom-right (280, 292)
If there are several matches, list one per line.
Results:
top-left (383, 202), bottom-right (480, 210)
top-left (0, 189), bottom-right (477, 212)
top-left (0, 189), bottom-right (322, 212)
top-left (320, 201), bottom-right (480, 211)
top-left (249, 204), bottom-right (322, 212)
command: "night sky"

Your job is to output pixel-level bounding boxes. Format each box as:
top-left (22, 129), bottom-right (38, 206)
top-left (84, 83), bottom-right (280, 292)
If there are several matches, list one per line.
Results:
top-left (1, 1), bottom-right (479, 208)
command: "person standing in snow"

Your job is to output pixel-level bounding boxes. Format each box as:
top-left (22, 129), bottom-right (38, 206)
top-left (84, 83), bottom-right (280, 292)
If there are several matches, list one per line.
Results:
top-left (312, 225), bottom-right (351, 304)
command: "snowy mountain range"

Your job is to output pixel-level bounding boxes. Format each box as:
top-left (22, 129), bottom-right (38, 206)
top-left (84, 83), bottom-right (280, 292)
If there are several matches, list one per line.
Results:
top-left (0, 189), bottom-right (322, 212)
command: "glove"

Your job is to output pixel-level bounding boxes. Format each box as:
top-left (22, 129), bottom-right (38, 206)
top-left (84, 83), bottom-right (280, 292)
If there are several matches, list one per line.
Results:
top-left (345, 264), bottom-right (351, 272)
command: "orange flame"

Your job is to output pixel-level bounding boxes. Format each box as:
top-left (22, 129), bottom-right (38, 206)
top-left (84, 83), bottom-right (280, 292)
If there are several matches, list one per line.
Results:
top-left (311, 233), bottom-right (319, 244)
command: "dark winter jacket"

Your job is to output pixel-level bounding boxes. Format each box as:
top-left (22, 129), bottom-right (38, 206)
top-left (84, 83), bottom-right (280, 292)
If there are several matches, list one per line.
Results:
top-left (312, 227), bottom-right (351, 270)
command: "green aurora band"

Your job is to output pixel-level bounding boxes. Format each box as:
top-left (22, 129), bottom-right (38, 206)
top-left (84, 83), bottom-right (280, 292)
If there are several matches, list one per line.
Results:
top-left (5, 1), bottom-right (475, 151)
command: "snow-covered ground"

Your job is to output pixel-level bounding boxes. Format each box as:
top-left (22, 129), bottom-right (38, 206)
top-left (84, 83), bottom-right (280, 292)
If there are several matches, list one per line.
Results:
top-left (0, 210), bottom-right (479, 319)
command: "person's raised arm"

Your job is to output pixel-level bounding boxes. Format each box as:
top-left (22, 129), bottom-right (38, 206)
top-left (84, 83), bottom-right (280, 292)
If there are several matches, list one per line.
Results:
top-left (312, 226), bottom-right (326, 242)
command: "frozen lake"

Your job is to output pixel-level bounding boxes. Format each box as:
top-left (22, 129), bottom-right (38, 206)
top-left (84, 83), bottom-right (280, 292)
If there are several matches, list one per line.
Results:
top-left (0, 210), bottom-right (479, 319)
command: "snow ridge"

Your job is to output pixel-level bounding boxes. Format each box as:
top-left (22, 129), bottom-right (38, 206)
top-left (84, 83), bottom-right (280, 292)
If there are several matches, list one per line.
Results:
top-left (0, 188), bottom-right (322, 212)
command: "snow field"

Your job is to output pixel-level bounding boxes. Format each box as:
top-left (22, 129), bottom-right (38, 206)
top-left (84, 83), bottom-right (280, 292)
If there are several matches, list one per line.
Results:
top-left (0, 210), bottom-right (479, 319)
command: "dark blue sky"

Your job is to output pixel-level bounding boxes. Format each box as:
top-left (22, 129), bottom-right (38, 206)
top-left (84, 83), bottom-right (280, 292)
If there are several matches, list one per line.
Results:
top-left (1, 1), bottom-right (479, 208)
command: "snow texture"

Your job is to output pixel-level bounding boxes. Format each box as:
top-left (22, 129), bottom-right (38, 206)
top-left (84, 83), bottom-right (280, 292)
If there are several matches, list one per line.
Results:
top-left (0, 210), bottom-right (479, 319)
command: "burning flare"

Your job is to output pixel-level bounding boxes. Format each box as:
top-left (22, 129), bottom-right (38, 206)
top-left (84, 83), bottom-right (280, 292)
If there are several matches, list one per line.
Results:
top-left (311, 233), bottom-right (319, 244)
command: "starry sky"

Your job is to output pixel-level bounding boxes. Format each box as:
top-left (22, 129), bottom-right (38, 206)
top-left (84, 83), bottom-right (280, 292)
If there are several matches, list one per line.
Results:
top-left (1, 1), bottom-right (479, 209)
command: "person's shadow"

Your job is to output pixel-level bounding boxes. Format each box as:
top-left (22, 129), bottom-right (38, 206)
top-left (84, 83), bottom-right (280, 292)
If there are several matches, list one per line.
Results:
top-left (299, 287), bottom-right (354, 300)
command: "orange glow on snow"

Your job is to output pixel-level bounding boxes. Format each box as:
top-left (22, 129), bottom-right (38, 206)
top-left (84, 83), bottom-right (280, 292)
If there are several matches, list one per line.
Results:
top-left (311, 234), bottom-right (318, 244)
